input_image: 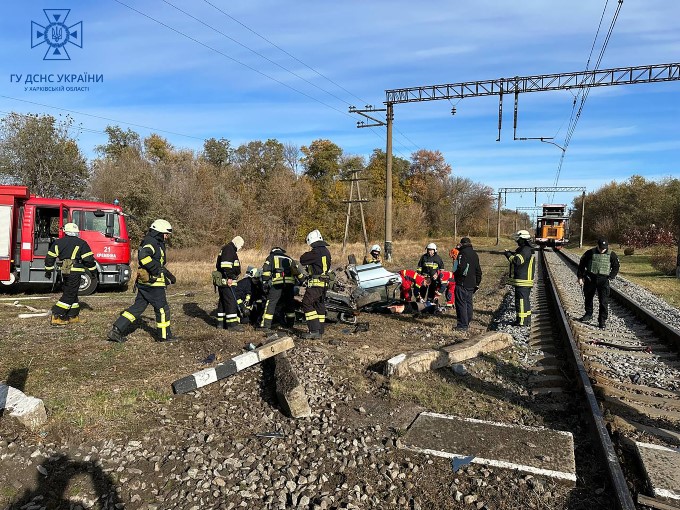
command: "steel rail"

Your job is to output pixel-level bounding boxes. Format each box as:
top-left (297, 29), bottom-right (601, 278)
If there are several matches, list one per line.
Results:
top-left (540, 250), bottom-right (636, 510)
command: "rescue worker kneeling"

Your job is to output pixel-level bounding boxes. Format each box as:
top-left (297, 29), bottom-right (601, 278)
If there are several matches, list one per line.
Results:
top-left (216, 236), bottom-right (245, 332)
top-left (363, 244), bottom-right (382, 264)
top-left (44, 222), bottom-right (98, 325)
top-left (300, 230), bottom-right (331, 339)
top-left (107, 219), bottom-right (179, 342)
top-left (234, 267), bottom-right (265, 326)
top-left (258, 247), bottom-right (300, 333)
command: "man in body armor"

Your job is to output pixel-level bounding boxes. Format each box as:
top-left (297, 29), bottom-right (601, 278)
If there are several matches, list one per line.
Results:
top-left (577, 238), bottom-right (620, 329)
top-left (504, 230), bottom-right (535, 327)
top-left (44, 222), bottom-right (98, 325)
top-left (299, 229), bottom-right (331, 339)
top-left (259, 247), bottom-right (300, 333)
top-left (107, 219), bottom-right (179, 342)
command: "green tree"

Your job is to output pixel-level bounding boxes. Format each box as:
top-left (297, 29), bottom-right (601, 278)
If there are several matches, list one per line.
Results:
top-left (0, 112), bottom-right (88, 198)
top-left (202, 137), bottom-right (232, 168)
top-left (95, 125), bottom-right (142, 160)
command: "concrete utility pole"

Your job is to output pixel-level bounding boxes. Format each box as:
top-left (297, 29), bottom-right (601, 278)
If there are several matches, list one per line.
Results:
top-left (496, 192), bottom-right (502, 245)
top-left (580, 191), bottom-right (586, 248)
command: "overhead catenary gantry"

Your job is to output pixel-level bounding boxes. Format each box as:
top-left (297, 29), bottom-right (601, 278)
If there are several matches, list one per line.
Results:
top-left (350, 62), bottom-right (680, 261)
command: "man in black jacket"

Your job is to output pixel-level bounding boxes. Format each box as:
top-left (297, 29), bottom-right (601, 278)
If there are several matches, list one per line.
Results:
top-left (216, 236), bottom-right (245, 332)
top-left (300, 229), bottom-right (331, 339)
top-left (44, 222), bottom-right (98, 326)
top-left (417, 242), bottom-right (444, 301)
top-left (107, 219), bottom-right (179, 342)
top-left (504, 230), bottom-right (535, 327)
top-left (453, 237), bottom-right (482, 331)
top-left (259, 247), bottom-right (300, 333)
top-left (577, 238), bottom-right (620, 329)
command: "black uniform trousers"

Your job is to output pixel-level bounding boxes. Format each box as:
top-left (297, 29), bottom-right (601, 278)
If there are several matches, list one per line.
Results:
top-left (302, 286), bottom-right (326, 334)
top-left (114, 285), bottom-right (171, 339)
top-left (514, 286), bottom-right (532, 326)
top-left (217, 284), bottom-right (240, 329)
top-left (261, 284), bottom-right (296, 328)
top-left (51, 273), bottom-right (81, 319)
top-left (583, 275), bottom-right (610, 325)
top-left (454, 285), bottom-right (474, 329)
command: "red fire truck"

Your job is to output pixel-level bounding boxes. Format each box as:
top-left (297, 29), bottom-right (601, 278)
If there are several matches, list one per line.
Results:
top-left (0, 185), bottom-right (131, 295)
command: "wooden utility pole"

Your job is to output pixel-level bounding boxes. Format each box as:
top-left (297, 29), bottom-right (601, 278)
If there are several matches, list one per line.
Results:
top-left (341, 170), bottom-right (370, 258)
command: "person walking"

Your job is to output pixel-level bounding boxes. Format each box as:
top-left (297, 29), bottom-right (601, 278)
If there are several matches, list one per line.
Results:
top-left (417, 242), bottom-right (444, 301)
top-left (44, 222), bottom-right (98, 325)
top-left (453, 237), bottom-right (482, 331)
top-left (300, 229), bottom-right (331, 339)
top-left (215, 236), bottom-right (245, 332)
top-left (504, 230), bottom-right (535, 327)
top-left (107, 219), bottom-right (179, 342)
top-left (577, 238), bottom-right (620, 329)
top-left (259, 247), bottom-right (299, 333)
top-left (363, 244), bottom-right (382, 264)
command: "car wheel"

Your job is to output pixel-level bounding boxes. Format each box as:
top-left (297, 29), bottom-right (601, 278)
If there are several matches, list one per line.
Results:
top-left (78, 272), bottom-right (99, 296)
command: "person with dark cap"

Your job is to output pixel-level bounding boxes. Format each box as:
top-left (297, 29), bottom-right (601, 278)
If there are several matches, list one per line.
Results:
top-left (577, 238), bottom-right (620, 329)
top-left (216, 236), bottom-right (245, 332)
top-left (504, 230), bottom-right (535, 327)
top-left (453, 237), bottom-right (482, 331)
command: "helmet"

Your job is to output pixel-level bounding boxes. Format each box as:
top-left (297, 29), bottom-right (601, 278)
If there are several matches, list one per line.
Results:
top-left (426, 242), bottom-right (437, 251)
top-left (306, 229), bottom-right (323, 245)
top-left (150, 219), bottom-right (172, 234)
top-left (232, 236), bottom-right (244, 251)
top-left (63, 223), bottom-right (79, 236)
top-left (246, 266), bottom-right (260, 278)
top-left (513, 230), bottom-right (531, 241)
top-left (371, 244), bottom-right (381, 253)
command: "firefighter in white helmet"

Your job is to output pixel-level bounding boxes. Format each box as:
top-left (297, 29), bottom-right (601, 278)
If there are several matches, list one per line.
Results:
top-left (299, 230), bottom-right (331, 339)
top-left (363, 244), bottom-right (382, 265)
top-left (44, 222), bottom-right (98, 326)
top-left (417, 242), bottom-right (444, 301)
top-left (503, 230), bottom-right (535, 327)
top-left (107, 219), bottom-right (179, 342)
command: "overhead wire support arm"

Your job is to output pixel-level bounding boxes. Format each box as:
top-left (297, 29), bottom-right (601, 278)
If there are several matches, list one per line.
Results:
top-left (385, 63), bottom-right (680, 103)
top-left (349, 105), bottom-right (387, 128)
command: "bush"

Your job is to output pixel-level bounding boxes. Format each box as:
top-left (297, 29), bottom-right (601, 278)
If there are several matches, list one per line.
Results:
top-left (623, 247), bottom-right (635, 256)
top-left (620, 225), bottom-right (677, 249)
top-left (650, 246), bottom-right (677, 275)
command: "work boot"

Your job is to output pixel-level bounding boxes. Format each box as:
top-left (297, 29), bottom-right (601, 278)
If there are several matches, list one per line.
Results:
top-left (598, 320), bottom-right (606, 330)
top-left (226, 324), bottom-right (245, 333)
top-left (258, 326), bottom-right (275, 335)
top-left (300, 331), bottom-right (321, 340)
top-left (50, 315), bottom-right (69, 326)
top-left (106, 326), bottom-right (127, 343)
top-left (579, 314), bottom-right (592, 322)
top-left (69, 316), bottom-right (87, 324)
top-left (158, 332), bottom-right (181, 343)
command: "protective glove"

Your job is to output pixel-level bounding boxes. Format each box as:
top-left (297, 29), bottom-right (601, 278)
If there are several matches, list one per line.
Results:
top-left (163, 268), bottom-right (177, 284)
top-left (503, 250), bottom-right (512, 258)
top-left (44, 271), bottom-right (53, 279)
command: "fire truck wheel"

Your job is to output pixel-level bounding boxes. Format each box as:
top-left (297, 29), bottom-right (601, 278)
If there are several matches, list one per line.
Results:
top-left (78, 272), bottom-right (99, 296)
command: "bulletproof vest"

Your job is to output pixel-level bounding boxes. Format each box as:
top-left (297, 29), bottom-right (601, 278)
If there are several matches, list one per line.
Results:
top-left (588, 252), bottom-right (611, 275)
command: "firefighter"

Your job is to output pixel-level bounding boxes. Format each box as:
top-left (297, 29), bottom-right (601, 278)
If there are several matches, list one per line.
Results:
top-left (107, 219), bottom-right (179, 342)
top-left (44, 222), bottom-right (97, 325)
top-left (300, 229), bottom-right (331, 339)
top-left (504, 230), bottom-right (535, 327)
top-left (215, 236), bottom-right (245, 332)
top-left (417, 242), bottom-right (444, 301)
top-left (259, 247), bottom-right (300, 333)
top-left (577, 238), bottom-right (620, 329)
top-left (234, 266), bottom-right (266, 326)
top-left (363, 244), bottom-right (382, 264)
top-left (398, 269), bottom-right (430, 303)
top-left (454, 237), bottom-right (482, 331)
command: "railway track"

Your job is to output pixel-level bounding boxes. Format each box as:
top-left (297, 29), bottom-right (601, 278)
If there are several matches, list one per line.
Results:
top-left (539, 248), bottom-right (680, 509)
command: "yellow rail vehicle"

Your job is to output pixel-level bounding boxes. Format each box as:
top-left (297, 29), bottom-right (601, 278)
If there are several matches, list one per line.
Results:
top-left (535, 204), bottom-right (569, 248)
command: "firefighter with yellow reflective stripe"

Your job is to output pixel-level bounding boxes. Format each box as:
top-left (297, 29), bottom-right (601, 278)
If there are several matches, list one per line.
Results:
top-left (216, 236), bottom-right (245, 332)
top-left (44, 222), bottom-right (97, 326)
top-left (107, 219), bottom-right (179, 343)
top-left (259, 247), bottom-right (301, 333)
top-left (503, 230), bottom-right (535, 327)
top-left (299, 230), bottom-right (331, 339)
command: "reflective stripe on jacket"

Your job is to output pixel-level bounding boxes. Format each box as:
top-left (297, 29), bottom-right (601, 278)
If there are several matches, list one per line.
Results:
top-left (138, 233), bottom-right (167, 287)
top-left (45, 236), bottom-right (97, 273)
top-left (301, 241), bottom-right (331, 288)
top-left (508, 244), bottom-right (534, 287)
top-left (262, 249), bottom-right (297, 285)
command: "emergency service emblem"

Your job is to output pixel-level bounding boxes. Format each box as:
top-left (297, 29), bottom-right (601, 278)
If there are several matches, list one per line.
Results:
top-left (31, 9), bottom-right (83, 60)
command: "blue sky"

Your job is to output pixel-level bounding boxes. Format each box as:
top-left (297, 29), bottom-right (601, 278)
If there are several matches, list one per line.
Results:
top-left (1, 1), bottom-right (678, 214)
